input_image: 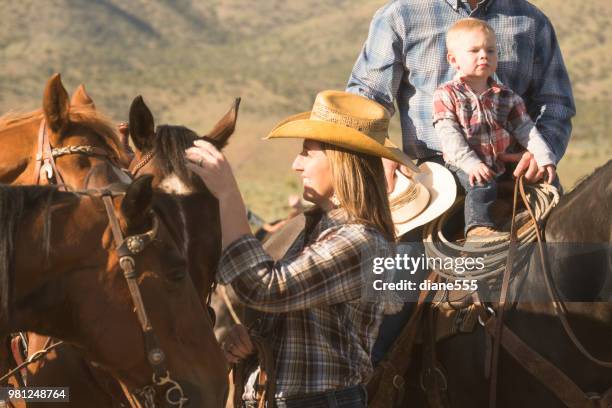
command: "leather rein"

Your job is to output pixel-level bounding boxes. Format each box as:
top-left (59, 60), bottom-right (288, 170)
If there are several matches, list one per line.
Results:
top-left (419, 177), bottom-right (612, 408)
top-left (5, 119), bottom-right (189, 408)
top-left (482, 176), bottom-right (612, 408)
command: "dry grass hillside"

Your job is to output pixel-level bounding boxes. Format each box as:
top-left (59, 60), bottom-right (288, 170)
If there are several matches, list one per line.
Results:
top-left (1, 0), bottom-right (610, 220)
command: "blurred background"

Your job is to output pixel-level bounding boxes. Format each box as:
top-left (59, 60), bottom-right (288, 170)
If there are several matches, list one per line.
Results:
top-left (1, 0), bottom-right (610, 221)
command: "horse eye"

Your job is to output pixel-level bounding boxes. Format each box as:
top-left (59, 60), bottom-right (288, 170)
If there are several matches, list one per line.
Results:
top-left (166, 267), bottom-right (186, 282)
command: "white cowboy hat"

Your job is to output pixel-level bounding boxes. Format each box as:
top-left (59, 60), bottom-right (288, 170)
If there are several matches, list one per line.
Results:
top-left (390, 161), bottom-right (456, 236)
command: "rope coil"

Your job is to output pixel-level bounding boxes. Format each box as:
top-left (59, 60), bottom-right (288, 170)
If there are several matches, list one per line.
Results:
top-left (423, 182), bottom-right (560, 287)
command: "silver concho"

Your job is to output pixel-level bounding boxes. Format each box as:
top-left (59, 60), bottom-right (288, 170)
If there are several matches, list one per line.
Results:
top-left (126, 236), bottom-right (145, 254)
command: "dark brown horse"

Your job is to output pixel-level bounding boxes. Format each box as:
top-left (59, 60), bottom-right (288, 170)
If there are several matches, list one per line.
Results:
top-left (408, 162), bottom-right (612, 407)
top-left (0, 177), bottom-right (228, 407)
top-left (126, 96), bottom-right (241, 340)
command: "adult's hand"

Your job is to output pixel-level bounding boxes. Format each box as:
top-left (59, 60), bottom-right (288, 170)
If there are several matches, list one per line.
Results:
top-left (497, 151), bottom-right (542, 183)
top-left (185, 139), bottom-right (239, 200)
top-left (222, 324), bottom-right (255, 364)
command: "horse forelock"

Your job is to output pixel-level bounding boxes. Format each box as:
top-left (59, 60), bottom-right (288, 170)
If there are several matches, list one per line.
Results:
top-left (153, 125), bottom-right (200, 190)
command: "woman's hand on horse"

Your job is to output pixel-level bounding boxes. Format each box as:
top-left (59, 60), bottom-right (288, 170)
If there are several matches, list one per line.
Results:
top-left (222, 324), bottom-right (255, 364)
top-left (185, 140), bottom-right (239, 200)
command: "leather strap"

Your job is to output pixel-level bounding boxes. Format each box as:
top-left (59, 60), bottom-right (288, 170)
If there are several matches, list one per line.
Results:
top-left (33, 119), bottom-right (119, 189)
top-left (367, 271), bottom-right (435, 408)
top-left (482, 314), bottom-right (612, 408)
top-left (489, 176), bottom-right (522, 407)
top-left (33, 120), bottom-right (46, 185)
top-left (485, 176), bottom-right (612, 407)
top-left (252, 334), bottom-right (276, 408)
top-left (518, 180), bottom-right (612, 368)
top-left (101, 194), bottom-right (168, 380)
top-left (422, 306), bottom-right (449, 408)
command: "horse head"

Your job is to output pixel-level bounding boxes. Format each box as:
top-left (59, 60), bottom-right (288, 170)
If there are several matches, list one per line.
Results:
top-left (126, 96), bottom-right (240, 302)
top-left (128, 95), bottom-right (240, 194)
top-left (0, 73), bottom-right (130, 187)
top-left (1, 176), bottom-right (228, 407)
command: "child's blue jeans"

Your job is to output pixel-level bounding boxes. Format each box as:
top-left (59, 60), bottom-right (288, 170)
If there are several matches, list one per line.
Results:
top-left (445, 164), bottom-right (499, 235)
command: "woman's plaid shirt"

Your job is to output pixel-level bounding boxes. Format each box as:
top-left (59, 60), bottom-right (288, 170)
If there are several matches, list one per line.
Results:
top-left (217, 208), bottom-right (393, 399)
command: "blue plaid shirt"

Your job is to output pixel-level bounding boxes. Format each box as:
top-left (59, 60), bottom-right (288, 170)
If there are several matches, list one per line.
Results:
top-left (347, 0), bottom-right (575, 162)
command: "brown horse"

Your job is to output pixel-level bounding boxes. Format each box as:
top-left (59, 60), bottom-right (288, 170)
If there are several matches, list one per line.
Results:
top-left (406, 162), bottom-right (612, 407)
top-left (0, 177), bottom-right (228, 407)
top-left (0, 74), bottom-right (137, 407)
top-left (126, 95), bottom-right (242, 340)
top-left (0, 74), bottom-right (130, 187)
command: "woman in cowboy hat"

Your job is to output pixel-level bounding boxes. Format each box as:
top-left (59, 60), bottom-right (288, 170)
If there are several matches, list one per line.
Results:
top-left (185, 90), bottom-right (421, 407)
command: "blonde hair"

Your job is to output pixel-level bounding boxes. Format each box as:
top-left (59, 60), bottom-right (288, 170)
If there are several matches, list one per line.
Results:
top-left (446, 18), bottom-right (496, 52)
top-left (321, 143), bottom-right (395, 241)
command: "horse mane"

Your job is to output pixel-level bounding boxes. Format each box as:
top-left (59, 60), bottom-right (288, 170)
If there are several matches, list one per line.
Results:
top-left (0, 185), bottom-right (60, 323)
top-left (0, 108), bottom-right (131, 168)
top-left (562, 159), bottom-right (612, 203)
top-left (152, 125), bottom-right (201, 187)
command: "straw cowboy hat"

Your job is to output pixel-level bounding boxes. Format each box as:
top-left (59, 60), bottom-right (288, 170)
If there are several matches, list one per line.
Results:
top-left (389, 162), bottom-right (456, 236)
top-left (266, 90), bottom-right (456, 235)
top-left (265, 90), bottom-right (419, 171)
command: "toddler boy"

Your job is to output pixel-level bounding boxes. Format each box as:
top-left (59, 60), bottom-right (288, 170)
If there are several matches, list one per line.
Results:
top-left (433, 18), bottom-right (556, 239)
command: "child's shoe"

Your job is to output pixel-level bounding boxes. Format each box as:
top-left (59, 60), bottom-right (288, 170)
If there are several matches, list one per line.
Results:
top-left (464, 226), bottom-right (509, 246)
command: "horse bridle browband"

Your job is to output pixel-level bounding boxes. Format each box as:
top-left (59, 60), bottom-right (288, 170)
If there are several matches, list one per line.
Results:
top-left (33, 119), bottom-right (119, 188)
top-left (100, 191), bottom-right (188, 408)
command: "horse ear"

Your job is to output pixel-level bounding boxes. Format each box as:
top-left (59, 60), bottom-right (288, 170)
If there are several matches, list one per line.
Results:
top-left (129, 96), bottom-right (155, 153)
top-left (70, 84), bottom-right (96, 109)
top-left (121, 175), bottom-right (154, 225)
top-left (42, 73), bottom-right (70, 133)
top-left (204, 97), bottom-right (240, 149)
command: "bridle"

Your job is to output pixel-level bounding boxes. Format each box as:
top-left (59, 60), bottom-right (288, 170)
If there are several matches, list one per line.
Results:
top-left (100, 190), bottom-right (188, 408)
top-left (33, 119), bottom-right (122, 188)
top-left (130, 150), bottom-right (156, 178)
top-left (9, 118), bottom-right (190, 408)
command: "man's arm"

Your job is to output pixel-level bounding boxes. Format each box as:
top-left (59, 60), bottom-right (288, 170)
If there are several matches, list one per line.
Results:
top-left (508, 94), bottom-right (556, 168)
top-left (346, 6), bottom-right (405, 116)
top-left (526, 15), bottom-right (575, 163)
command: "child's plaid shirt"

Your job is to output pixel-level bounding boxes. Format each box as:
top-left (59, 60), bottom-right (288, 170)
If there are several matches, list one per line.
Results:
top-left (217, 207), bottom-right (393, 399)
top-left (433, 76), bottom-right (556, 174)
